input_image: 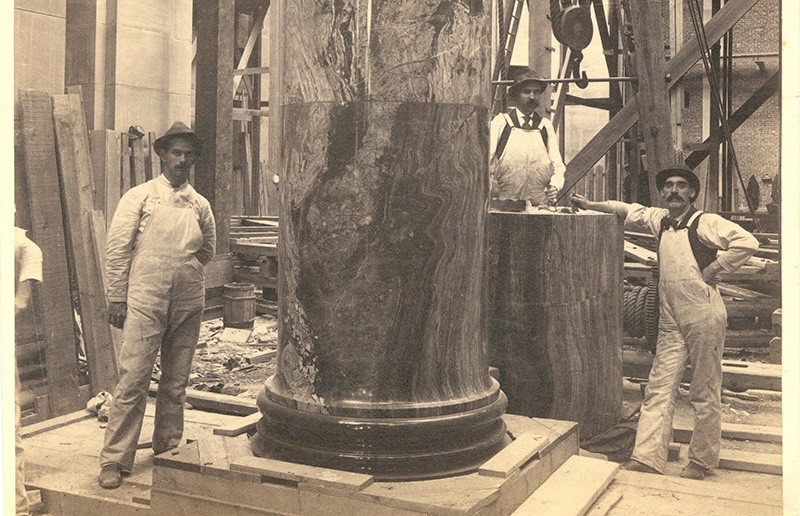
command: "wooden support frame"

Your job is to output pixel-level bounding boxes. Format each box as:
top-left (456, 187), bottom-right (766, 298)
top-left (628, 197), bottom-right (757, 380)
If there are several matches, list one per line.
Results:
top-left (560, 0), bottom-right (762, 199)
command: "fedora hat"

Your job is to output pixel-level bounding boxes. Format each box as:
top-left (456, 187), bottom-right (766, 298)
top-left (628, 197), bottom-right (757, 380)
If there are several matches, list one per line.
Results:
top-left (656, 164), bottom-right (700, 200)
top-left (154, 122), bottom-right (204, 153)
top-left (508, 68), bottom-right (548, 95)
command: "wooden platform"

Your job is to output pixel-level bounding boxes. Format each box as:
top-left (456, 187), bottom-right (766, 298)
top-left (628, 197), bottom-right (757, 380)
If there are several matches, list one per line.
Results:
top-left (22, 403), bottom-right (784, 515)
top-left (23, 410), bottom-right (580, 515)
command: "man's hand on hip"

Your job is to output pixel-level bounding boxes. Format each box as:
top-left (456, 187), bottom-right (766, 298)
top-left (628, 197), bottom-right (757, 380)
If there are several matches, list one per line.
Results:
top-left (701, 261), bottom-right (724, 286)
top-left (108, 301), bottom-right (127, 329)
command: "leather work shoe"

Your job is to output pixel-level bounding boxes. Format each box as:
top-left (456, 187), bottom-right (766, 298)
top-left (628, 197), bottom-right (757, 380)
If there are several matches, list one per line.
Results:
top-left (621, 459), bottom-right (661, 474)
top-left (680, 461), bottom-right (709, 480)
top-left (98, 463), bottom-right (124, 489)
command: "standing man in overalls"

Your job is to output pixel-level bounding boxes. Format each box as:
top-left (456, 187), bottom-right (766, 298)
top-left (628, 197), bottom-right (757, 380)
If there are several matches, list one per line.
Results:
top-left (489, 68), bottom-right (566, 205)
top-left (98, 122), bottom-right (216, 489)
top-left (571, 164), bottom-right (758, 480)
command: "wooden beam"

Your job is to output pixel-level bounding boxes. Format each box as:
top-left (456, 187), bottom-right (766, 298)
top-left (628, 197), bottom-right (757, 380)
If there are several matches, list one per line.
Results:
top-left (265, 0), bottom-right (282, 216)
top-left (196, 0), bottom-right (235, 252)
top-left (233, 66), bottom-right (270, 76)
top-left (718, 449), bottom-right (781, 475)
top-left (52, 92), bottom-right (119, 394)
top-left (685, 70), bottom-right (779, 168)
top-left (623, 349), bottom-right (781, 391)
top-left (20, 409), bottom-right (93, 438)
top-left (561, 0), bottom-right (762, 198)
top-left (673, 421), bottom-right (781, 444)
top-left (17, 91), bottom-right (85, 416)
top-left (628, 0), bottom-right (674, 204)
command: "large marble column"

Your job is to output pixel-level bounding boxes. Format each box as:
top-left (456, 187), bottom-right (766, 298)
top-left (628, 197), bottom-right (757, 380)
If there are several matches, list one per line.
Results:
top-left (251, 0), bottom-right (507, 479)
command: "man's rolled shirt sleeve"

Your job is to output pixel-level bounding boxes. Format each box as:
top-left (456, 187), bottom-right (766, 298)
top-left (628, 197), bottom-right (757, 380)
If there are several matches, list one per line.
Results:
top-left (15, 228), bottom-right (43, 283)
top-left (696, 215), bottom-right (759, 271)
top-left (543, 118), bottom-right (565, 191)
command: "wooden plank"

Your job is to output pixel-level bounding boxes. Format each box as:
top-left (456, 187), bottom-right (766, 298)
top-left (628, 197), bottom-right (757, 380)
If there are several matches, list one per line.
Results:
top-left (247, 349), bottom-right (277, 364)
top-left (623, 240), bottom-right (657, 265)
top-left (512, 455), bottom-right (619, 516)
top-left (20, 409), bottom-right (93, 438)
top-left (120, 132), bottom-right (131, 195)
top-left (105, 131), bottom-right (122, 226)
top-left (130, 135), bottom-right (146, 186)
top-left (148, 382), bottom-right (257, 416)
top-left (89, 130), bottom-right (107, 213)
top-left (612, 469), bottom-right (782, 507)
top-left (230, 456), bottom-right (374, 492)
top-left (478, 433), bottom-right (550, 478)
top-left (623, 350), bottom-right (781, 391)
top-left (17, 90), bottom-right (85, 416)
top-left (561, 0), bottom-right (761, 194)
top-left (585, 487), bottom-right (622, 516)
top-left (673, 421), bottom-right (781, 444)
top-left (52, 92), bottom-right (119, 395)
top-left (213, 412), bottom-right (263, 437)
top-left (718, 449), bottom-right (781, 475)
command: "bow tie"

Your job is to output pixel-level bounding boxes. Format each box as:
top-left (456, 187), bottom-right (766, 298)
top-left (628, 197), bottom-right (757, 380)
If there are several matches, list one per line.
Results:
top-left (660, 217), bottom-right (680, 231)
top-left (522, 115), bottom-right (533, 130)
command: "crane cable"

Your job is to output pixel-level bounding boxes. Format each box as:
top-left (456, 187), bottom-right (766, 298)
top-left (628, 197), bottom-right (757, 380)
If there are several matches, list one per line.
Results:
top-left (686, 0), bottom-right (763, 232)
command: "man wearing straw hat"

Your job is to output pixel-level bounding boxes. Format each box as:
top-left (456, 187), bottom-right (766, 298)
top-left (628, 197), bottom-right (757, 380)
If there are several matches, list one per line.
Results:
top-left (490, 67), bottom-right (566, 205)
top-left (98, 122), bottom-right (216, 489)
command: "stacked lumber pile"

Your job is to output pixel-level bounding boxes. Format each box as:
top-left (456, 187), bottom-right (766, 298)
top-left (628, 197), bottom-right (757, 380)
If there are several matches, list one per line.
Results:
top-left (229, 216), bottom-right (279, 313)
top-left (14, 89), bottom-right (163, 424)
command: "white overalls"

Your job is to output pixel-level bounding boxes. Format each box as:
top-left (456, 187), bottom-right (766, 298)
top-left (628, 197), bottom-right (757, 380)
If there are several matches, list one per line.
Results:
top-left (100, 180), bottom-right (207, 471)
top-left (490, 112), bottom-right (565, 205)
top-left (631, 211), bottom-right (727, 473)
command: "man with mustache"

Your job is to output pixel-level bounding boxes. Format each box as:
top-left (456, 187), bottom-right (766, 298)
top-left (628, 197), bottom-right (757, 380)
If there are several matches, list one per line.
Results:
top-left (490, 68), bottom-right (565, 205)
top-left (98, 122), bottom-right (216, 489)
top-left (571, 165), bottom-right (758, 480)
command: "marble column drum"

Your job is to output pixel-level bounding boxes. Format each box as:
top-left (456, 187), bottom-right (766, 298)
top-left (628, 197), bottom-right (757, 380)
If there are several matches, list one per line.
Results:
top-left (251, 0), bottom-right (508, 479)
top-left (487, 210), bottom-right (624, 438)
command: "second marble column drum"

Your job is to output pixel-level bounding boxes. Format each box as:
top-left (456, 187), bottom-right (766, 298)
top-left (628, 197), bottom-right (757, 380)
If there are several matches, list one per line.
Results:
top-left (251, 0), bottom-right (507, 479)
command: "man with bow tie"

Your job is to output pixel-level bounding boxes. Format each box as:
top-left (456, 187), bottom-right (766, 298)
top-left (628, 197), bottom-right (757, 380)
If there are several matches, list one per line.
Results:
top-left (571, 165), bottom-right (758, 480)
top-left (490, 68), bottom-right (565, 205)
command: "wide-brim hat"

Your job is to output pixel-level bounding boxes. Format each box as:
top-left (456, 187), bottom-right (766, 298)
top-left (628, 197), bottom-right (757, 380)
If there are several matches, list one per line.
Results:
top-left (655, 164), bottom-right (700, 192)
top-left (508, 68), bottom-right (548, 95)
top-left (154, 121), bottom-right (204, 153)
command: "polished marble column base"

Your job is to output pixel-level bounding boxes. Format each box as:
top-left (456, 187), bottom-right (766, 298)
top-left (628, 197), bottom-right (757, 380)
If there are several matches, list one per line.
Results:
top-left (251, 387), bottom-right (509, 481)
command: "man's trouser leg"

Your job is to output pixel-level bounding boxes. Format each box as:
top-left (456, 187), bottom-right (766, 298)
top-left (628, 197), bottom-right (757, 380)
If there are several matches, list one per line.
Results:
top-left (100, 304), bottom-right (164, 471)
top-left (680, 296), bottom-right (726, 470)
top-left (16, 394), bottom-right (30, 515)
top-left (152, 304), bottom-right (203, 454)
top-left (630, 306), bottom-right (688, 473)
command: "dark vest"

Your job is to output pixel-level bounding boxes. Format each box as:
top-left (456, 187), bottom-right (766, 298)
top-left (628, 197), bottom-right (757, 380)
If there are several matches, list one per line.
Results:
top-left (658, 207), bottom-right (718, 271)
